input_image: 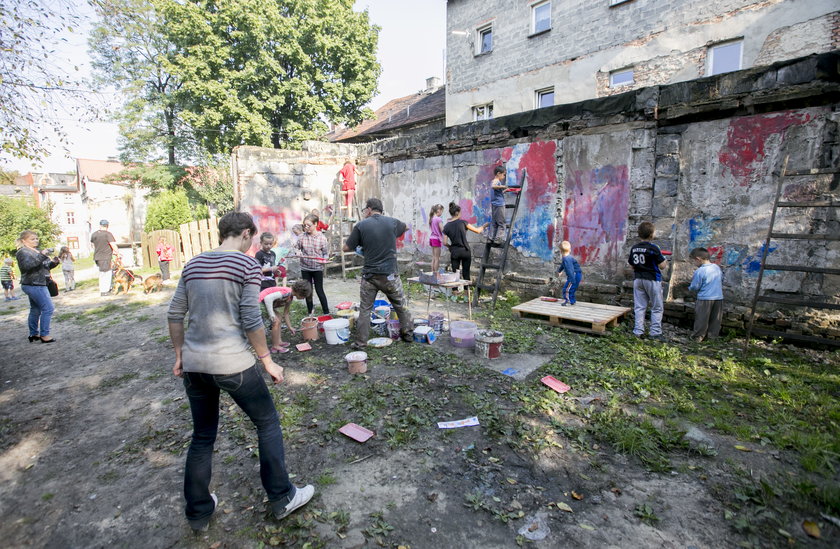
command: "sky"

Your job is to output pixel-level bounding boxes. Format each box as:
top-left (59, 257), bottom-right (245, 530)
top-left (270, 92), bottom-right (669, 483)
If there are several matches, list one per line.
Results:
top-left (5, 0), bottom-right (447, 175)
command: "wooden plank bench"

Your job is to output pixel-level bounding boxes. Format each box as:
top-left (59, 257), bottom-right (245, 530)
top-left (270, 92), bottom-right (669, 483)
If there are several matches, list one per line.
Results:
top-left (511, 298), bottom-right (631, 335)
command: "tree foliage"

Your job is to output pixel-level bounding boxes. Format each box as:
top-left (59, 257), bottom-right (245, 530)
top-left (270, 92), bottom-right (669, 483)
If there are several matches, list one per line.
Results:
top-left (89, 0), bottom-right (195, 165)
top-left (0, 1), bottom-right (87, 163)
top-left (0, 197), bottom-right (61, 255)
top-left (157, 0), bottom-right (381, 154)
top-left (144, 189), bottom-right (193, 231)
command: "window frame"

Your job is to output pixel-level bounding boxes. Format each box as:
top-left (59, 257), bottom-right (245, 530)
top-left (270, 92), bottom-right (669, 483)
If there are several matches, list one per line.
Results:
top-left (609, 68), bottom-right (635, 88)
top-left (66, 211), bottom-right (75, 225)
top-left (535, 87), bottom-right (555, 109)
top-left (707, 39), bottom-right (743, 76)
top-left (531, 1), bottom-right (551, 35)
top-left (67, 236), bottom-right (79, 249)
top-left (476, 24), bottom-right (493, 55)
top-left (472, 103), bottom-right (494, 121)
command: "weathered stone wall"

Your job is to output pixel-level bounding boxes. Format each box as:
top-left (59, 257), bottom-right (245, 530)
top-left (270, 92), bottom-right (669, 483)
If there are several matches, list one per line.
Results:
top-left (234, 52), bottom-right (840, 340)
top-left (445, 0), bottom-right (839, 125)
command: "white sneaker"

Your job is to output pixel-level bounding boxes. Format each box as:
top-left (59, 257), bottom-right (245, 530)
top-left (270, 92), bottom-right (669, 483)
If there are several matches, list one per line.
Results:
top-left (190, 493), bottom-right (218, 533)
top-left (273, 485), bottom-right (315, 520)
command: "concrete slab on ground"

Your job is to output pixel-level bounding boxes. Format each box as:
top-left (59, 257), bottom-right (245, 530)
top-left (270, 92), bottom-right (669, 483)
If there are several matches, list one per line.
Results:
top-left (427, 333), bottom-right (552, 381)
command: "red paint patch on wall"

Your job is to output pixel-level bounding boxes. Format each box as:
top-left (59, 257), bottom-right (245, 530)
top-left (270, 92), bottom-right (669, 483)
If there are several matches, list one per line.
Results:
top-left (562, 165), bottom-right (630, 265)
top-left (718, 111), bottom-right (810, 186)
top-left (707, 246), bottom-right (724, 265)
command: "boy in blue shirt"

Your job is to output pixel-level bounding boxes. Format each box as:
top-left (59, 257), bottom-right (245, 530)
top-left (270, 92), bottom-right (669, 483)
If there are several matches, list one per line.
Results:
top-left (557, 240), bottom-right (582, 306)
top-left (688, 247), bottom-right (724, 342)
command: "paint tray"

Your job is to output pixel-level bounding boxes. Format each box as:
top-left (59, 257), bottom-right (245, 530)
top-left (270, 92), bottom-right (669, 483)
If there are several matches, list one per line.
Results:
top-left (339, 423), bottom-right (374, 443)
top-left (540, 296), bottom-right (558, 302)
top-left (296, 342), bottom-right (312, 352)
top-left (541, 375), bottom-right (571, 394)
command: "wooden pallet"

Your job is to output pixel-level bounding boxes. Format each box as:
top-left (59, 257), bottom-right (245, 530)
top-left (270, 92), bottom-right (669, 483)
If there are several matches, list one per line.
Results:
top-left (511, 298), bottom-right (631, 335)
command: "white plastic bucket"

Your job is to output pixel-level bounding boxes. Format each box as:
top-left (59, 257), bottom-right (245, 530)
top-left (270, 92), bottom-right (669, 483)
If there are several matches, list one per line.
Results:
top-left (323, 318), bottom-right (350, 345)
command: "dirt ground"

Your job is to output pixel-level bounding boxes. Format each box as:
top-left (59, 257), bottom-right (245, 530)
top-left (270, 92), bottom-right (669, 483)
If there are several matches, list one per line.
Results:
top-left (0, 274), bottom-right (836, 548)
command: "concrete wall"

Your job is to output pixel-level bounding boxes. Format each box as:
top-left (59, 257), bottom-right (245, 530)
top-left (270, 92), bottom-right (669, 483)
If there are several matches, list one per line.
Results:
top-left (234, 52), bottom-right (840, 339)
top-left (445, 0), bottom-right (839, 125)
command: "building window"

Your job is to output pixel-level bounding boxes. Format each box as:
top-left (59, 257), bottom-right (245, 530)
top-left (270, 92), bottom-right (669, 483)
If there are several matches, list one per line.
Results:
top-left (473, 103), bottom-right (494, 121)
top-left (535, 87), bottom-right (554, 108)
top-left (707, 40), bottom-right (743, 76)
top-left (609, 68), bottom-right (634, 87)
top-left (66, 211), bottom-right (75, 225)
top-left (67, 237), bottom-right (79, 249)
top-left (477, 25), bottom-right (492, 54)
top-left (531, 1), bottom-right (551, 34)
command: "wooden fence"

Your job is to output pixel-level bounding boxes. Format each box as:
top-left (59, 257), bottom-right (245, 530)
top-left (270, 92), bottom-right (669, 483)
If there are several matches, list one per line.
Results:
top-left (140, 229), bottom-right (183, 270)
top-left (179, 217), bottom-right (219, 261)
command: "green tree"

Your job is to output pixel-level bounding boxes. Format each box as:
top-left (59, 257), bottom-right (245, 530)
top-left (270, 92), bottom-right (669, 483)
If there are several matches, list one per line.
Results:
top-left (89, 0), bottom-right (193, 165)
top-left (157, 0), bottom-right (381, 154)
top-left (0, 1), bottom-right (85, 163)
top-left (0, 197), bottom-right (61, 255)
top-left (144, 189), bottom-right (193, 231)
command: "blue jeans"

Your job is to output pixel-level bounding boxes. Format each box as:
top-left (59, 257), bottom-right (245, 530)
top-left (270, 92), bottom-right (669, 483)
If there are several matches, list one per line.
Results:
top-left (562, 272), bottom-right (582, 304)
top-left (182, 365), bottom-right (295, 523)
top-left (21, 284), bottom-right (54, 337)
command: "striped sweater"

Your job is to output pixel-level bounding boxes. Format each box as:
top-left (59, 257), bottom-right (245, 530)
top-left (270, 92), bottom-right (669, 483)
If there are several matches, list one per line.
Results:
top-left (167, 250), bottom-right (263, 375)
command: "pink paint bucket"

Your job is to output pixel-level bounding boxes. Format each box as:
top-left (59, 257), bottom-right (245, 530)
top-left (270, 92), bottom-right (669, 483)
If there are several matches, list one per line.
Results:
top-left (301, 317), bottom-right (319, 341)
top-left (387, 319), bottom-right (401, 340)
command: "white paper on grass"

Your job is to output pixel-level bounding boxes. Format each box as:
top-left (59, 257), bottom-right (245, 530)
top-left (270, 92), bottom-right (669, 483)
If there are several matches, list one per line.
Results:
top-left (437, 416), bottom-right (480, 429)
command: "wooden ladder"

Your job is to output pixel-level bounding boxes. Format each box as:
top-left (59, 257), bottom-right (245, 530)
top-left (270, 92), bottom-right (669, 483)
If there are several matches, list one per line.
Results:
top-left (472, 169), bottom-right (527, 308)
top-left (331, 185), bottom-right (364, 279)
top-left (744, 157), bottom-right (840, 348)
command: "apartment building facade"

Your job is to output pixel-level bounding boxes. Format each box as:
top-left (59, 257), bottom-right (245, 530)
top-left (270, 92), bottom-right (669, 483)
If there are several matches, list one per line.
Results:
top-left (445, 0), bottom-right (840, 125)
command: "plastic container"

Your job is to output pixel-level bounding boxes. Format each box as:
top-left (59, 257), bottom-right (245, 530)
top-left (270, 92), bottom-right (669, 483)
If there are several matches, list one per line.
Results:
top-left (334, 309), bottom-right (355, 330)
top-left (301, 317), bottom-right (319, 341)
top-left (413, 325), bottom-right (436, 344)
top-left (413, 318), bottom-right (429, 328)
top-left (373, 299), bottom-right (390, 309)
top-left (374, 306), bottom-right (391, 320)
top-left (323, 318), bottom-right (350, 345)
top-left (316, 314), bottom-right (333, 334)
top-left (345, 351), bottom-right (368, 374)
top-left (450, 320), bottom-right (477, 348)
top-left (371, 318), bottom-right (387, 336)
top-left (428, 312), bottom-right (445, 334)
top-left (387, 319), bottom-right (401, 340)
top-left (475, 330), bottom-right (504, 359)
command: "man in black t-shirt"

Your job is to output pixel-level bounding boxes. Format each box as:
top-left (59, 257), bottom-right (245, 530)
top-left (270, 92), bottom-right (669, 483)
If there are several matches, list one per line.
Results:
top-left (90, 219), bottom-right (117, 297)
top-left (343, 197), bottom-right (412, 348)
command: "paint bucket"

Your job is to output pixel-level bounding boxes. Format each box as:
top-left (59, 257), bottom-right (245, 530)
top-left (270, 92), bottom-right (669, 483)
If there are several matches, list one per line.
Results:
top-left (387, 319), bottom-right (401, 340)
top-left (475, 330), bottom-right (504, 359)
top-left (335, 308), bottom-right (355, 330)
top-left (336, 301), bottom-right (353, 310)
top-left (413, 318), bottom-right (428, 328)
top-left (413, 326), bottom-right (436, 344)
top-left (374, 305), bottom-right (391, 320)
top-left (301, 317), bottom-right (319, 341)
top-left (428, 312), bottom-right (445, 334)
top-left (450, 320), bottom-right (477, 348)
top-left (317, 314), bottom-right (333, 334)
top-left (323, 318), bottom-right (350, 345)
top-left (371, 318), bottom-right (387, 336)
top-left (345, 351), bottom-right (368, 374)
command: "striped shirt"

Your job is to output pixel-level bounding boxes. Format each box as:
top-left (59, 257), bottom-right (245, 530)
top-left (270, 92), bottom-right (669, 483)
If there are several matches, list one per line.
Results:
top-left (297, 232), bottom-right (329, 271)
top-left (167, 250), bottom-right (263, 375)
top-left (0, 265), bottom-right (12, 281)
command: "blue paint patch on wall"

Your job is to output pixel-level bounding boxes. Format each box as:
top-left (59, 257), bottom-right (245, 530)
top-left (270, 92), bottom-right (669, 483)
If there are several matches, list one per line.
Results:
top-left (688, 217), bottom-right (718, 247)
top-left (742, 243), bottom-right (777, 276)
top-left (511, 205), bottom-right (553, 261)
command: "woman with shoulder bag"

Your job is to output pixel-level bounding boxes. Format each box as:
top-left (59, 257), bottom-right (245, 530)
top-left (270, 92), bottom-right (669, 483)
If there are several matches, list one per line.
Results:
top-left (15, 230), bottom-right (60, 343)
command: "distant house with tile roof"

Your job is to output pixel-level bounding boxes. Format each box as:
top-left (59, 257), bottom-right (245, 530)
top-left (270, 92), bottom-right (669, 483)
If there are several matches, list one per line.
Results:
top-left (327, 78), bottom-right (445, 143)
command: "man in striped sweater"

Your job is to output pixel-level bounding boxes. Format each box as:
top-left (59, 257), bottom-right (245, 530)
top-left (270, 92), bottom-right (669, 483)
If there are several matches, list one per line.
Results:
top-left (168, 212), bottom-right (314, 533)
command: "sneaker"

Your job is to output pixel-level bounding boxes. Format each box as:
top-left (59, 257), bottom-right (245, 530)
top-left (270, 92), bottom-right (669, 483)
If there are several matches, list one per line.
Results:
top-left (100, 292), bottom-right (110, 297)
top-left (560, 301), bottom-right (569, 307)
top-left (189, 493), bottom-right (218, 533)
top-left (350, 341), bottom-right (366, 350)
top-left (648, 334), bottom-right (666, 343)
top-left (272, 485), bottom-right (315, 520)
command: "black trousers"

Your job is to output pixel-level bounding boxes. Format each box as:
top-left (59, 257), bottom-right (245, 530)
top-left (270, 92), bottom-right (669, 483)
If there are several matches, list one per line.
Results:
top-left (301, 270), bottom-right (329, 314)
top-left (449, 246), bottom-right (472, 281)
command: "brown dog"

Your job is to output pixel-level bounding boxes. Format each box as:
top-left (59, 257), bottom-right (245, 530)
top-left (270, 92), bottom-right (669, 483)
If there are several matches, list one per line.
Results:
top-left (112, 266), bottom-right (141, 295)
top-left (143, 273), bottom-right (163, 294)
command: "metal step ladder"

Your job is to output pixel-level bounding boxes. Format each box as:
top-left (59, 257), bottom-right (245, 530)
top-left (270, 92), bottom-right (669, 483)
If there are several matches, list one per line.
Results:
top-left (472, 168), bottom-right (527, 308)
top-left (744, 157), bottom-right (840, 348)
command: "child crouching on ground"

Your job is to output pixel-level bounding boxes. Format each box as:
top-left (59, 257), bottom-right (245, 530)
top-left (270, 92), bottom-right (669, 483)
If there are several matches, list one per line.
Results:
top-left (688, 247), bottom-right (724, 342)
top-left (557, 240), bottom-right (582, 306)
top-left (259, 280), bottom-right (312, 353)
